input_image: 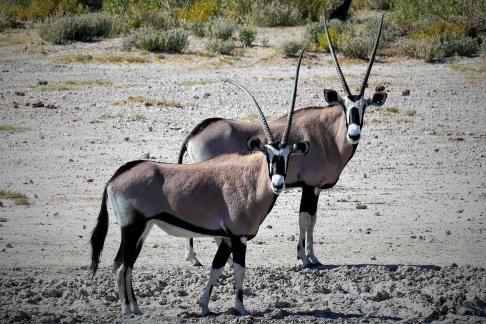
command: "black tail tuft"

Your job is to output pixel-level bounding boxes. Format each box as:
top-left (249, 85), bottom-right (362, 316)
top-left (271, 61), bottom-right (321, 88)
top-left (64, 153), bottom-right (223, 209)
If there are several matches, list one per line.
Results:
top-left (90, 187), bottom-right (109, 277)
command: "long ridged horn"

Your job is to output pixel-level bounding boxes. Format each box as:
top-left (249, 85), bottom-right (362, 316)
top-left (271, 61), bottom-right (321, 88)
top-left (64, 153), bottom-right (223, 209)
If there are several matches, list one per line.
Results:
top-left (282, 48), bottom-right (305, 146)
top-left (225, 80), bottom-right (276, 144)
top-left (324, 19), bottom-right (351, 97)
top-left (359, 14), bottom-right (384, 97)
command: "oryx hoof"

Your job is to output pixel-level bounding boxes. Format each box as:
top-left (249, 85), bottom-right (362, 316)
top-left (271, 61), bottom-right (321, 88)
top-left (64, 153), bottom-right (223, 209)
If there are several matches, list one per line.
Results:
top-left (310, 261), bottom-right (323, 268)
top-left (235, 306), bottom-right (249, 316)
top-left (192, 259), bottom-right (203, 267)
top-left (122, 304), bottom-right (142, 316)
top-left (201, 308), bottom-right (214, 316)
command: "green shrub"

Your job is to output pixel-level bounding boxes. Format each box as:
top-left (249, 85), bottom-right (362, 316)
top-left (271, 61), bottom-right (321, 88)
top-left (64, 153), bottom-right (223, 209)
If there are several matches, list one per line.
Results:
top-left (338, 33), bottom-right (372, 59)
top-left (304, 21), bottom-right (338, 52)
top-left (366, 0), bottom-right (392, 10)
top-left (124, 27), bottom-right (188, 53)
top-left (481, 40), bottom-right (486, 54)
top-left (177, 0), bottom-right (218, 23)
top-left (250, 2), bottom-right (301, 27)
top-left (0, 13), bottom-right (11, 32)
top-left (239, 26), bottom-right (256, 47)
top-left (207, 17), bottom-right (235, 40)
top-left (399, 34), bottom-right (479, 62)
top-left (205, 38), bottom-right (236, 55)
top-left (40, 13), bottom-right (121, 44)
top-left (122, 10), bottom-right (176, 31)
top-left (27, 0), bottom-right (86, 21)
top-left (280, 40), bottom-right (304, 57)
top-left (190, 21), bottom-right (207, 37)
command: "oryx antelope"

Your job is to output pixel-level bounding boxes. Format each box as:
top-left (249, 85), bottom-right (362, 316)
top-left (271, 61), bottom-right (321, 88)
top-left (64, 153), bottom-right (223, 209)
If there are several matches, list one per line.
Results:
top-left (89, 53), bottom-right (310, 316)
top-left (180, 16), bottom-right (387, 268)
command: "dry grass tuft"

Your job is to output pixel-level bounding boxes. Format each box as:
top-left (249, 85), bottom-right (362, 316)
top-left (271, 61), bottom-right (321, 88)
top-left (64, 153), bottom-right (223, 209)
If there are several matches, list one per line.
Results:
top-left (114, 96), bottom-right (183, 108)
top-left (0, 190), bottom-right (30, 205)
top-left (37, 80), bottom-right (112, 91)
top-left (55, 53), bottom-right (163, 64)
top-left (397, 117), bottom-right (413, 123)
top-left (0, 124), bottom-right (29, 132)
top-left (239, 113), bottom-right (259, 121)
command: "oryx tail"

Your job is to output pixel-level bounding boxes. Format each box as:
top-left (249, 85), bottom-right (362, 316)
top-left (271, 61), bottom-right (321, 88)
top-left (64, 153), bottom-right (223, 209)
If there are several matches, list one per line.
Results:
top-left (90, 187), bottom-right (109, 276)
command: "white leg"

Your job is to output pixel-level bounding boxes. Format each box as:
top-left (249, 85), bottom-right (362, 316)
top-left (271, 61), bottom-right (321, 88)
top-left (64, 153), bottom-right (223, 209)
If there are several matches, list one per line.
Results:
top-left (126, 267), bottom-right (142, 315)
top-left (199, 267), bottom-right (224, 316)
top-left (297, 212), bottom-right (312, 267)
top-left (185, 238), bottom-right (202, 266)
top-left (306, 213), bottom-right (321, 265)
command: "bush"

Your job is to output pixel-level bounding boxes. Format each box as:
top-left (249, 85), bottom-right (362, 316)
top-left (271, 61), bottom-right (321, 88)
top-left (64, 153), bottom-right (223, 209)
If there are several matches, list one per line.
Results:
top-left (207, 17), bottom-right (235, 40)
top-left (28, 0), bottom-right (86, 21)
top-left (124, 27), bottom-right (188, 53)
top-left (366, 0), bottom-right (392, 10)
top-left (239, 26), bottom-right (256, 47)
top-left (0, 13), bottom-right (11, 32)
top-left (280, 40), bottom-right (304, 57)
top-left (190, 21), bottom-right (207, 37)
top-left (177, 0), bottom-right (218, 23)
top-left (481, 40), bottom-right (486, 54)
top-left (39, 13), bottom-right (121, 44)
top-left (250, 2), bottom-right (301, 27)
top-left (304, 21), bottom-right (338, 52)
top-left (338, 34), bottom-right (372, 59)
top-left (205, 38), bottom-right (236, 55)
top-left (399, 34), bottom-right (479, 62)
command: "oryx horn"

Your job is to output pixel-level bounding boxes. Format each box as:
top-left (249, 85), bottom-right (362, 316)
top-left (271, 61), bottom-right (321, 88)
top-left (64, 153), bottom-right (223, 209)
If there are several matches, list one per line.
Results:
top-left (225, 80), bottom-right (276, 144)
top-left (359, 14), bottom-right (385, 97)
top-left (282, 48), bottom-right (305, 146)
top-left (324, 19), bottom-right (351, 97)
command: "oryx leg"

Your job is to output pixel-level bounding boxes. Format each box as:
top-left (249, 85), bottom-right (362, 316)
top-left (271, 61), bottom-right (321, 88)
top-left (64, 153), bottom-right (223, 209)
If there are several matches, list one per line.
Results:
top-left (297, 186), bottom-right (320, 267)
top-left (185, 238), bottom-right (202, 266)
top-left (231, 236), bottom-right (248, 315)
top-left (200, 238), bottom-right (232, 316)
top-left (215, 237), bottom-right (234, 267)
top-left (115, 221), bottom-right (148, 316)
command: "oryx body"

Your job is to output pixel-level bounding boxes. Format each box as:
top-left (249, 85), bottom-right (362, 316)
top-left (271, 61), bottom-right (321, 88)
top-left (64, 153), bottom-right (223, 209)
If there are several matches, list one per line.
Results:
top-left (90, 53), bottom-right (310, 316)
top-left (181, 16), bottom-right (388, 268)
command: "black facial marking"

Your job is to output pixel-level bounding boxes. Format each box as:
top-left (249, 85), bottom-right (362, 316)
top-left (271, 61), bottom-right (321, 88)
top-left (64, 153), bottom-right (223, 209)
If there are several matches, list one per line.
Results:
top-left (151, 212), bottom-right (229, 237)
top-left (349, 107), bottom-right (360, 125)
top-left (212, 240), bottom-right (232, 269)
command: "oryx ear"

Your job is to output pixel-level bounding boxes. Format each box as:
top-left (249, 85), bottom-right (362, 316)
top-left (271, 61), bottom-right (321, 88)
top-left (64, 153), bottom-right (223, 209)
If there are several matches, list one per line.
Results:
top-left (291, 141), bottom-right (310, 156)
top-left (368, 91), bottom-right (387, 106)
top-left (247, 137), bottom-right (265, 151)
top-left (323, 89), bottom-right (342, 106)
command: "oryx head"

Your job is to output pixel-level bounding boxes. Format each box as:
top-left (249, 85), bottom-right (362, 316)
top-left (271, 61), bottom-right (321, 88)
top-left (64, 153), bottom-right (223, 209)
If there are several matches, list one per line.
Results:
top-left (226, 50), bottom-right (310, 195)
top-left (323, 15), bottom-right (388, 144)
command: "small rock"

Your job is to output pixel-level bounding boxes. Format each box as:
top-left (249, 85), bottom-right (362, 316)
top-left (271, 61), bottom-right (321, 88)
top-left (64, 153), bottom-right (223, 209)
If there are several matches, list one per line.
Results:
top-left (148, 126), bottom-right (153, 132)
top-left (451, 262), bottom-right (458, 268)
top-left (363, 173), bottom-right (367, 178)
top-left (144, 101), bottom-right (153, 107)
top-left (6, 243), bottom-right (13, 248)
top-left (32, 101), bottom-right (44, 108)
top-left (152, 244), bottom-right (158, 248)
top-left (123, 137), bottom-right (130, 142)
top-left (44, 288), bottom-right (62, 298)
top-left (104, 294), bottom-right (117, 302)
top-left (46, 103), bottom-right (57, 109)
top-left (34, 194), bottom-right (38, 198)
top-left (15, 91), bottom-right (25, 96)
top-left (0, 202), bottom-right (3, 208)
top-left (84, 176), bottom-right (94, 183)
top-left (410, 235), bottom-right (417, 239)
top-left (375, 85), bottom-right (385, 91)
top-left (266, 224), bottom-right (272, 229)
top-left (402, 89), bottom-right (410, 96)
top-left (374, 211), bottom-right (381, 216)
top-left (82, 225), bottom-right (86, 229)
top-left (142, 152), bottom-right (150, 159)
top-left (446, 230), bottom-right (451, 235)
top-left (0, 217), bottom-right (7, 222)
top-left (370, 290), bottom-right (391, 302)
top-left (37, 80), bottom-right (48, 85)
top-left (68, 158), bottom-right (74, 162)
top-left (203, 92), bottom-right (211, 98)
top-left (456, 209), bottom-right (464, 214)
top-left (434, 148), bottom-right (439, 152)
top-left (287, 235), bottom-right (295, 241)
top-left (356, 204), bottom-right (368, 209)
top-left (371, 256), bottom-right (377, 261)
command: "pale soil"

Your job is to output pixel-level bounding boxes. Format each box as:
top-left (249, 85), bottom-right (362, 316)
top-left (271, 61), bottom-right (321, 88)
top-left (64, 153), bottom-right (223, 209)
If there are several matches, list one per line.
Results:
top-left (0, 27), bottom-right (485, 323)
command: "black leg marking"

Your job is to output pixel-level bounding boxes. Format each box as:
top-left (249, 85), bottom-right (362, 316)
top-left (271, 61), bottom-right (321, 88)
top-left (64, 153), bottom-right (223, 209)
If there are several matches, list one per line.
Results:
top-left (190, 238), bottom-right (194, 248)
top-left (231, 237), bottom-right (246, 268)
top-left (299, 185), bottom-right (319, 215)
top-left (212, 239), bottom-right (232, 269)
top-left (237, 290), bottom-right (243, 302)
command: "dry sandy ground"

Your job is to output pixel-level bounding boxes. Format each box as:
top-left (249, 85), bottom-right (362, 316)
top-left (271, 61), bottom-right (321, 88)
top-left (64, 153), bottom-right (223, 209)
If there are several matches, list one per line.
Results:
top-left (0, 28), bottom-right (485, 322)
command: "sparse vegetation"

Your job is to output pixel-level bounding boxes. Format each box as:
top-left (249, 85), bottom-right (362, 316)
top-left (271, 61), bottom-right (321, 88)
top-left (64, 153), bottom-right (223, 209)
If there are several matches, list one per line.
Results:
top-left (114, 96), bottom-right (183, 108)
top-left (383, 107), bottom-right (399, 115)
top-left (0, 124), bottom-right (29, 132)
top-left (39, 13), bottom-right (121, 44)
top-left (404, 109), bottom-right (416, 116)
top-left (207, 17), bottom-right (235, 40)
top-left (239, 112), bottom-right (258, 121)
top-left (239, 26), bottom-right (256, 47)
top-left (397, 117), bottom-right (413, 123)
top-left (205, 38), bottom-right (236, 55)
top-left (37, 80), bottom-right (111, 91)
top-left (280, 40), bottom-right (304, 58)
top-left (55, 52), bottom-right (161, 64)
top-left (123, 28), bottom-right (188, 53)
top-left (0, 190), bottom-right (29, 205)
top-left (250, 2), bottom-right (301, 27)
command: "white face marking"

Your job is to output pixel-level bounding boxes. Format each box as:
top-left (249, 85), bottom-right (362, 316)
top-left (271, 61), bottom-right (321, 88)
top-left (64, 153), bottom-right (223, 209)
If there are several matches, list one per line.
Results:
top-left (271, 174), bottom-right (285, 194)
top-left (344, 96), bottom-right (366, 143)
top-left (348, 123), bottom-right (360, 136)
